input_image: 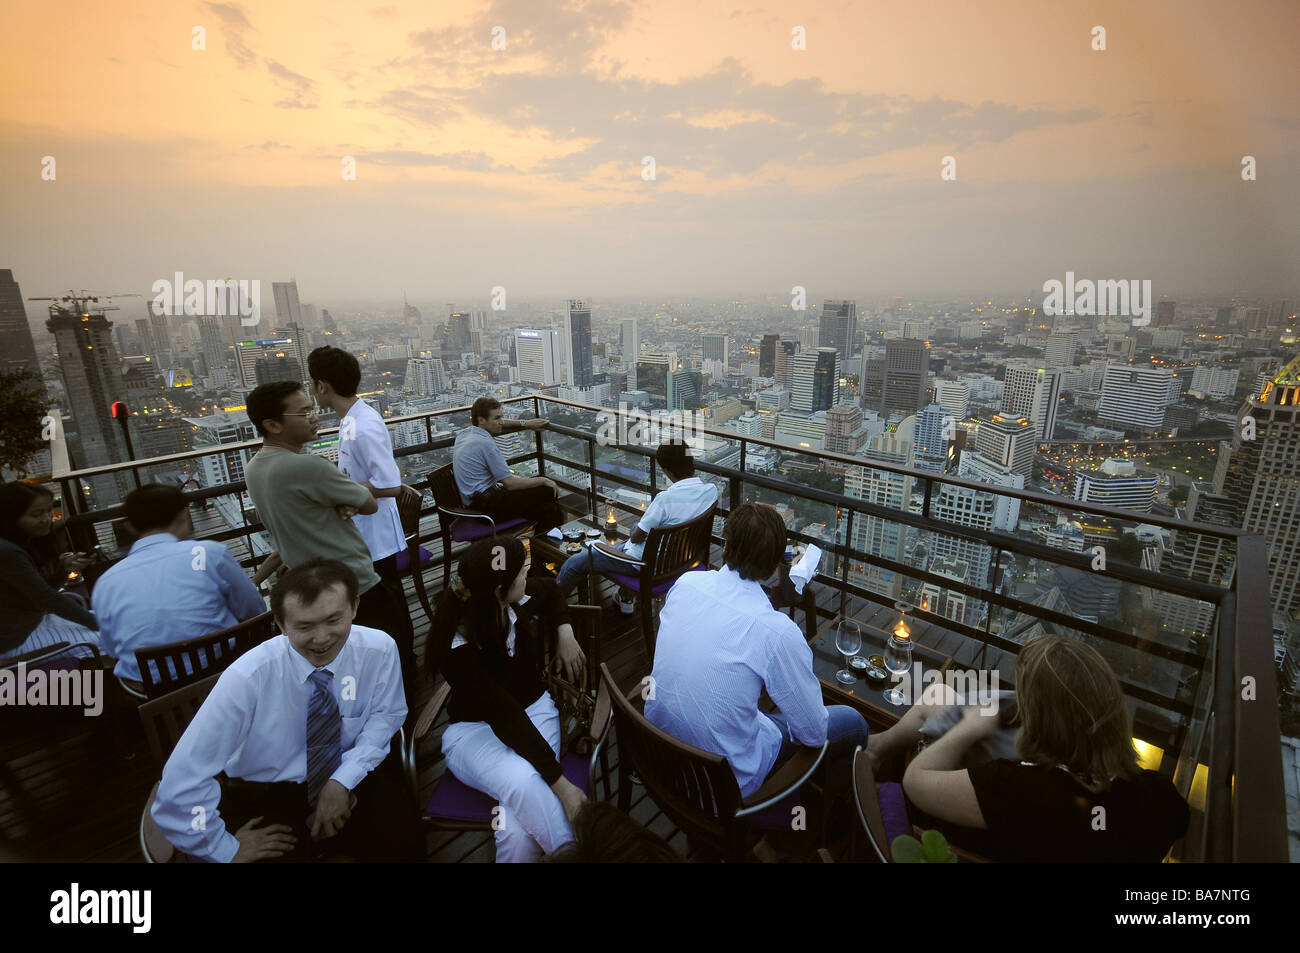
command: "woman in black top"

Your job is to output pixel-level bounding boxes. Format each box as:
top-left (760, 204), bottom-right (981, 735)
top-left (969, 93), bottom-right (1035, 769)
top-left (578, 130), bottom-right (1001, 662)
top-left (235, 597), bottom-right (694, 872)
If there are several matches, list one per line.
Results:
top-left (0, 482), bottom-right (100, 659)
top-left (874, 635), bottom-right (1189, 862)
top-left (423, 535), bottom-right (588, 862)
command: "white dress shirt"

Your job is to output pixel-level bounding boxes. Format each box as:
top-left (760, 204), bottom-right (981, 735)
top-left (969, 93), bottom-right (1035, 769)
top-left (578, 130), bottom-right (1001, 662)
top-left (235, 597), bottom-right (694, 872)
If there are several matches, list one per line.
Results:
top-left (645, 566), bottom-right (828, 797)
top-left (151, 625), bottom-right (407, 862)
top-left (626, 476), bottom-right (719, 560)
top-left (338, 399), bottom-right (406, 562)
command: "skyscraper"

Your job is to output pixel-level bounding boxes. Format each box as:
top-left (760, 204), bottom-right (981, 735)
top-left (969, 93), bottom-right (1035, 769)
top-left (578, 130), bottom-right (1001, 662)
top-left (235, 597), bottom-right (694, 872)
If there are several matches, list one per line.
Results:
top-left (272, 281), bottom-right (303, 328)
top-left (844, 433), bottom-right (914, 599)
top-left (235, 335), bottom-right (305, 390)
top-left (1002, 362), bottom-right (1062, 441)
top-left (148, 302), bottom-right (173, 368)
top-left (759, 333), bottom-right (779, 378)
top-left (701, 333), bottom-right (728, 368)
top-left (789, 347), bottom-right (840, 413)
top-left (405, 357), bottom-right (448, 395)
top-left (667, 369), bottom-right (702, 411)
top-left (774, 339), bottom-right (799, 385)
top-left (865, 338), bottom-right (929, 416)
top-left (636, 352), bottom-right (671, 408)
top-left (0, 270), bottom-right (40, 377)
top-left (1098, 364), bottom-right (1179, 432)
top-left (45, 301), bottom-right (130, 506)
top-left (197, 315), bottom-right (228, 377)
top-left (1044, 332), bottom-right (1077, 368)
top-left (824, 405), bottom-right (866, 456)
top-left (818, 299), bottom-right (857, 367)
top-left (514, 328), bottom-right (561, 387)
top-left (1155, 301), bottom-right (1176, 327)
top-left (973, 415), bottom-right (1035, 479)
top-left (446, 311), bottom-right (472, 353)
top-left (912, 403), bottom-right (951, 473)
top-left (566, 300), bottom-right (593, 388)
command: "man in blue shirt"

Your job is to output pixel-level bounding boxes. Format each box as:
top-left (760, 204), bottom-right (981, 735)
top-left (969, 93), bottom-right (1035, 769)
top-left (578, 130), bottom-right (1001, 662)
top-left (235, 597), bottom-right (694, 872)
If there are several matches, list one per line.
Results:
top-left (93, 484), bottom-right (267, 691)
top-left (451, 396), bottom-right (564, 535)
top-left (646, 502), bottom-right (868, 799)
top-left (555, 442), bottom-right (717, 600)
top-left (151, 559), bottom-right (421, 862)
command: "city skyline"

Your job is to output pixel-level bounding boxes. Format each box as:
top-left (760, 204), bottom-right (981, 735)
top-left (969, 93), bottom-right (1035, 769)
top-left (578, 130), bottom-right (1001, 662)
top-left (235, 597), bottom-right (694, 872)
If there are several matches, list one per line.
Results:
top-left (2, 0), bottom-right (1298, 302)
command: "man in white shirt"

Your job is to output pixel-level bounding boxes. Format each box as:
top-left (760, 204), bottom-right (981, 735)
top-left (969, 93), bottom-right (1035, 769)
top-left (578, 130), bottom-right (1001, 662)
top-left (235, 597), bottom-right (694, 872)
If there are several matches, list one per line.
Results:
top-left (93, 484), bottom-right (266, 690)
top-left (151, 559), bottom-right (422, 863)
top-left (645, 503), bottom-right (869, 798)
top-left (555, 442), bottom-right (717, 600)
top-left (308, 346), bottom-right (420, 703)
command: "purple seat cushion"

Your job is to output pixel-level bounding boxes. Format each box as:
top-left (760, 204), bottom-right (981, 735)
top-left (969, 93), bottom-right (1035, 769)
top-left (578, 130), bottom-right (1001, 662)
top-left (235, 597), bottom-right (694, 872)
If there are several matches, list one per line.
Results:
top-left (394, 545), bottom-right (434, 572)
top-left (877, 782), bottom-right (911, 858)
top-left (604, 564), bottom-right (706, 596)
top-left (425, 750), bottom-right (591, 822)
top-left (749, 790), bottom-right (809, 830)
top-left (449, 516), bottom-right (528, 542)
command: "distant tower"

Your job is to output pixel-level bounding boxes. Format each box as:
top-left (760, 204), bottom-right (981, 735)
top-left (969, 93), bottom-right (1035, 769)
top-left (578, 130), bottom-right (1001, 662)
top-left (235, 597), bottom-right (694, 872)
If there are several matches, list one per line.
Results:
top-left (0, 269), bottom-right (40, 377)
top-left (818, 299), bottom-right (857, 367)
top-left (759, 333), bottom-right (779, 378)
top-left (566, 299), bottom-right (593, 388)
top-left (402, 292), bottom-right (422, 327)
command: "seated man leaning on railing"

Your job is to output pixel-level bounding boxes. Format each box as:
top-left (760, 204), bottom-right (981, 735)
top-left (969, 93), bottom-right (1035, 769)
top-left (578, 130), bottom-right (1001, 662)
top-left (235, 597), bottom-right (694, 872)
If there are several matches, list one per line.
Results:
top-left (92, 484), bottom-right (267, 693)
top-left (645, 502), bottom-right (870, 798)
top-left (868, 635), bottom-right (1190, 862)
top-left (554, 441), bottom-right (718, 606)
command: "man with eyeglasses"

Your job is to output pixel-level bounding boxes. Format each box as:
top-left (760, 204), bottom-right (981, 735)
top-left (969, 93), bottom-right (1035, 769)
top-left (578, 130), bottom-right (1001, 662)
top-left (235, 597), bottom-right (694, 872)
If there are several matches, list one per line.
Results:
top-left (244, 381), bottom-right (417, 708)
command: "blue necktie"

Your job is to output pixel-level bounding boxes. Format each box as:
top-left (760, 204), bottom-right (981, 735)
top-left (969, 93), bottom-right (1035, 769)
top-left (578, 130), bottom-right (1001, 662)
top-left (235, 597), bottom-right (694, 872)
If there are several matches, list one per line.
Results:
top-left (305, 669), bottom-right (342, 805)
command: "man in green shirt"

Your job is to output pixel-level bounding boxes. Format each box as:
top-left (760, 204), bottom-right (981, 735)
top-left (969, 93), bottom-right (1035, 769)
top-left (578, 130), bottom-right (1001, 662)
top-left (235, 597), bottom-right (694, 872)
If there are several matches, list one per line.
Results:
top-left (244, 381), bottom-right (416, 707)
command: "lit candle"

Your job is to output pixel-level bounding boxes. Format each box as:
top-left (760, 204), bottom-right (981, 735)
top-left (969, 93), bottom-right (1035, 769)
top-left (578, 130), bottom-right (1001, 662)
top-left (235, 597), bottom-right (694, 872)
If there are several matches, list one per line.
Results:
top-left (893, 617), bottom-right (911, 642)
top-left (606, 508), bottom-right (618, 528)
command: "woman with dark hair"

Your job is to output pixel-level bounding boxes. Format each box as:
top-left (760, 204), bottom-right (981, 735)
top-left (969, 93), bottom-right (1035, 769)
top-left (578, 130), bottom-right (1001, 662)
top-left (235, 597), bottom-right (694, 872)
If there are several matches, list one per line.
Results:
top-left (422, 535), bottom-right (588, 862)
top-left (876, 635), bottom-right (1188, 862)
top-left (0, 481), bottom-right (101, 659)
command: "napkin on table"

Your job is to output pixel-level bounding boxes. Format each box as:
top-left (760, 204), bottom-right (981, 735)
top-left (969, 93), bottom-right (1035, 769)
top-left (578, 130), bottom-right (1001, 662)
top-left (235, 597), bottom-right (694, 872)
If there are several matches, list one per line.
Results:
top-left (789, 544), bottom-right (822, 594)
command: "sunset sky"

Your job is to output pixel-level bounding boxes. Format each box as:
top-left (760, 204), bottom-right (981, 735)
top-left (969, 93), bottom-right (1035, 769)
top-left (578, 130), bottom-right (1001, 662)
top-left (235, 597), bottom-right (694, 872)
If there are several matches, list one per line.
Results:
top-left (2, 0), bottom-right (1297, 306)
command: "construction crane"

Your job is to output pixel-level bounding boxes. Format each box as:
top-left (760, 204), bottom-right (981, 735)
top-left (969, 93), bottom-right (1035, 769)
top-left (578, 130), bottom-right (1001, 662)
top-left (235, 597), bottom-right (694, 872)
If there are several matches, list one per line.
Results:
top-left (28, 290), bottom-right (141, 319)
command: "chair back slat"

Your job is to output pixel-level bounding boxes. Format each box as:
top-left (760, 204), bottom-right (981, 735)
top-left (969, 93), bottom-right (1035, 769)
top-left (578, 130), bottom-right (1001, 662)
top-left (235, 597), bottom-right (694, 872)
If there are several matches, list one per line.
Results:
top-left (397, 479), bottom-right (426, 539)
top-left (139, 672), bottom-right (221, 763)
top-left (429, 464), bottom-right (461, 513)
top-left (600, 662), bottom-right (742, 854)
top-left (136, 611), bottom-right (277, 699)
top-left (644, 503), bottom-right (717, 584)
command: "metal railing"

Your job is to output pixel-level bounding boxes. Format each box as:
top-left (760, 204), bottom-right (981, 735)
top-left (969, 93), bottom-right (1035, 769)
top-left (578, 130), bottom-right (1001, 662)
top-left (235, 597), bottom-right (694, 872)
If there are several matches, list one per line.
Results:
top-left (44, 393), bottom-right (1287, 861)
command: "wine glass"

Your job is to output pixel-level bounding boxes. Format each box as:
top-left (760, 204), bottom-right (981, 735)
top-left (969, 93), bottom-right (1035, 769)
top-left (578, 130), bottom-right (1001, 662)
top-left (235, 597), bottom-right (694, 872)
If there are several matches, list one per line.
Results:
top-left (883, 633), bottom-right (913, 706)
top-left (834, 620), bottom-right (862, 685)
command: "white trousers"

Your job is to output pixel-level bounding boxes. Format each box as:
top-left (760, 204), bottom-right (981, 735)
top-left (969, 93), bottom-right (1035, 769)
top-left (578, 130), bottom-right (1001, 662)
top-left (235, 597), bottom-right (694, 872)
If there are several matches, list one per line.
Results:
top-left (1, 613), bottom-right (101, 661)
top-left (441, 691), bottom-right (575, 863)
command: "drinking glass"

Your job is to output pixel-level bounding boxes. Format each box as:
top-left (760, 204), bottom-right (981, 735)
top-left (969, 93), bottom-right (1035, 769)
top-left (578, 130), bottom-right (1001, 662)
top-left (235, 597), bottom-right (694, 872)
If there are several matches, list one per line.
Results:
top-left (883, 634), bottom-right (913, 706)
top-left (834, 620), bottom-right (862, 685)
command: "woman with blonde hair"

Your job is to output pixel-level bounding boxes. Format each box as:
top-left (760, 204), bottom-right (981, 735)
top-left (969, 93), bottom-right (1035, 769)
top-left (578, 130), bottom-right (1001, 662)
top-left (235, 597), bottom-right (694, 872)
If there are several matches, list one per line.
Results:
top-left (888, 635), bottom-right (1189, 861)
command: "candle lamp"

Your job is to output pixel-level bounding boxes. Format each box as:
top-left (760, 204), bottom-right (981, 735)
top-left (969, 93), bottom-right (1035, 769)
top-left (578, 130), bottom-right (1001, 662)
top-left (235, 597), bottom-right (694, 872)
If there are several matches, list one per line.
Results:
top-left (604, 508), bottom-right (620, 543)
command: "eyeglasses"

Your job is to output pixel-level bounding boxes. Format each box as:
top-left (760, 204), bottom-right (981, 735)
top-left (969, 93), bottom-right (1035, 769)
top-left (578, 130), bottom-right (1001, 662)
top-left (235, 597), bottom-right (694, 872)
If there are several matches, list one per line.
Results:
top-left (280, 407), bottom-right (319, 419)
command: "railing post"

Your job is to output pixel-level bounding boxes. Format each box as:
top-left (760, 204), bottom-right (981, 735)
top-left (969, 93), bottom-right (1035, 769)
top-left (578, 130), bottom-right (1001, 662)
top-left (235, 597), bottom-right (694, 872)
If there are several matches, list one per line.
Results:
top-left (587, 437), bottom-right (598, 522)
top-left (838, 510), bottom-right (853, 619)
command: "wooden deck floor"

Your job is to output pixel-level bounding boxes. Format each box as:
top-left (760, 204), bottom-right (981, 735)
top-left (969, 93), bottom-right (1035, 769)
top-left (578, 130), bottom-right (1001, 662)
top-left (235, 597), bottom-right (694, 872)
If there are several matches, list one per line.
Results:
top-left (0, 572), bottom-right (682, 863)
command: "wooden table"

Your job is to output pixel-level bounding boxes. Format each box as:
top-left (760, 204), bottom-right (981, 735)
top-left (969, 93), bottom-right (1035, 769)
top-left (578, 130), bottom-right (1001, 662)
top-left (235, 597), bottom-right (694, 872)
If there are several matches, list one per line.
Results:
top-left (527, 518), bottom-right (625, 583)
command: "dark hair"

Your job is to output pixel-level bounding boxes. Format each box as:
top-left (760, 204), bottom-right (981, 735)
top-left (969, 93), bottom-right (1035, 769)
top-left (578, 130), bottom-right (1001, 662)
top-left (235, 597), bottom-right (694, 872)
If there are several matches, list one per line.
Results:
top-left (655, 442), bottom-right (694, 480)
top-left (427, 535), bottom-right (527, 677)
top-left (723, 502), bottom-right (786, 581)
top-left (271, 558), bottom-right (359, 623)
top-left (546, 801), bottom-right (681, 863)
top-left (246, 380), bottom-right (304, 438)
top-left (308, 346), bottom-right (361, 398)
top-left (0, 481), bottom-right (58, 580)
top-left (124, 484), bottom-right (188, 534)
top-left (470, 396), bottom-right (502, 426)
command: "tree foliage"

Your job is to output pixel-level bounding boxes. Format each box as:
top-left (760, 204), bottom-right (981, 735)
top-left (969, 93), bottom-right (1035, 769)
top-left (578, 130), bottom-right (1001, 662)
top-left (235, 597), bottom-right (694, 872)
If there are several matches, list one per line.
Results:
top-left (0, 368), bottom-right (47, 477)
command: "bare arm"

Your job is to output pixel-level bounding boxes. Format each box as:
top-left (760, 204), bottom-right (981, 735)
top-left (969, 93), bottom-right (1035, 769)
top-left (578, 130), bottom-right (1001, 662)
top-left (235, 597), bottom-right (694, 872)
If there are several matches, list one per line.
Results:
top-left (501, 475), bottom-right (557, 494)
top-left (901, 709), bottom-right (998, 829)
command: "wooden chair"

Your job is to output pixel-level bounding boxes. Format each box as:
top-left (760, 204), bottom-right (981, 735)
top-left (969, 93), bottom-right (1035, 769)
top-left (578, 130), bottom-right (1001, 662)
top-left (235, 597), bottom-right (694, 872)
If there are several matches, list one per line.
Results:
top-left (395, 478), bottom-right (436, 624)
top-left (132, 610), bottom-right (277, 699)
top-left (851, 746), bottom-right (992, 863)
top-left (600, 661), bottom-right (827, 862)
top-left (404, 605), bottom-right (610, 843)
top-left (428, 463), bottom-right (533, 587)
top-left (138, 672), bottom-right (221, 862)
top-left (587, 502), bottom-right (717, 656)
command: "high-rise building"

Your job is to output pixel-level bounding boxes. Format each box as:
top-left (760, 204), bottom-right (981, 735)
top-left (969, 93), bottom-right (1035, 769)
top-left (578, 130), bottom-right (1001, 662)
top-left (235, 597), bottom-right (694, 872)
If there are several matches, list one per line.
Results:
top-left (912, 403), bottom-right (951, 473)
top-left (185, 410), bottom-right (259, 488)
top-left (1044, 332), bottom-right (1077, 368)
top-left (272, 281), bottom-right (303, 328)
top-left (1265, 299), bottom-right (1288, 327)
top-left (973, 414), bottom-right (1035, 479)
top-left (235, 334), bottom-right (305, 390)
top-left (824, 404), bottom-right (866, 456)
top-left (789, 347), bottom-right (840, 413)
top-left (1098, 364), bottom-right (1180, 432)
top-left (45, 302), bottom-right (130, 506)
top-left (402, 293), bottom-right (422, 327)
top-left (865, 338), bottom-right (929, 417)
top-left (1213, 356), bottom-right (1300, 615)
top-left (1072, 458), bottom-right (1158, 512)
top-left (935, 379), bottom-right (970, 420)
top-left (1214, 307), bottom-right (1234, 329)
top-left (636, 352), bottom-right (671, 408)
top-left (566, 300), bottom-right (593, 388)
top-left (759, 333), bottom-right (779, 378)
top-left (774, 339), bottom-right (799, 385)
top-left (844, 433), bottom-right (914, 599)
top-left (148, 303), bottom-right (173, 368)
top-left (514, 328), bottom-right (562, 387)
top-left (1002, 362), bottom-right (1062, 441)
top-left (405, 357), bottom-right (448, 395)
top-left (701, 333), bottom-right (728, 367)
top-left (818, 299), bottom-right (857, 367)
top-left (1155, 301), bottom-right (1176, 327)
top-left (1243, 307), bottom-right (1264, 331)
top-left (667, 369), bottom-right (702, 411)
top-left (1189, 365), bottom-right (1240, 400)
top-left (0, 270), bottom-right (40, 377)
top-left (197, 315), bottom-right (228, 377)
top-left (446, 311), bottom-right (472, 353)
